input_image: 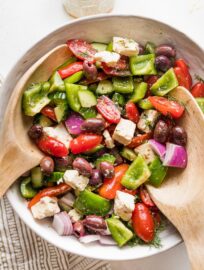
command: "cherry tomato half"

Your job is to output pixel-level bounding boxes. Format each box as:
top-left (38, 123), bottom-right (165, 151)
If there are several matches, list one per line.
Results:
top-left (37, 136), bottom-right (68, 157)
top-left (140, 187), bottom-right (155, 207)
top-left (41, 106), bottom-right (57, 121)
top-left (96, 95), bottom-right (121, 124)
top-left (58, 62), bottom-right (83, 79)
top-left (174, 66), bottom-right (192, 90)
top-left (132, 203), bottom-right (155, 242)
top-left (70, 134), bottom-right (102, 154)
top-left (125, 102), bottom-right (140, 123)
top-left (174, 58), bottom-right (189, 74)
top-left (148, 96), bottom-right (184, 119)
top-left (191, 82), bottom-right (204, 97)
top-left (99, 164), bottom-right (129, 200)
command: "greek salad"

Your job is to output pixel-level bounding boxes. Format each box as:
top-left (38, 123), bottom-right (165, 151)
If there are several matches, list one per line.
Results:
top-left (20, 36), bottom-right (196, 248)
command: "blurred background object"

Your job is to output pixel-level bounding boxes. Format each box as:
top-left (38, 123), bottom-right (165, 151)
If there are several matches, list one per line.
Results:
top-left (62, 0), bottom-right (115, 17)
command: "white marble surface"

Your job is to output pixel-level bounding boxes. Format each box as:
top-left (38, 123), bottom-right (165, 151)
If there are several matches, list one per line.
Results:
top-left (0, 0), bottom-right (203, 269)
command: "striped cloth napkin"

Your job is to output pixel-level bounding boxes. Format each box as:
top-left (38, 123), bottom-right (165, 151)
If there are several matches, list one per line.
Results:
top-left (0, 76), bottom-right (111, 270)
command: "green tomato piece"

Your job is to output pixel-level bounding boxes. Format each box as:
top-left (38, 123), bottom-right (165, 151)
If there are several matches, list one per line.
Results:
top-left (79, 107), bottom-right (97, 119)
top-left (74, 189), bottom-right (111, 216)
top-left (113, 77), bottom-right (134, 94)
top-left (196, 97), bottom-right (204, 113)
top-left (130, 82), bottom-right (147, 103)
top-left (120, 147), bottom-right (137, 161)
top-left (64, 71), bottom-right (84, 84)
top-left (148, 156), bottom-right (168, 187)
top-left (78, 89), bottom-right (97, 107)
top-left (49, 71), bottom-right (65, 92)
top-left (138, 98), bottom-right (154, 110)
top-left (106, 217), bottom-right (133, 247)
top-left (150, 68), bottom-right (178, 96)
top-left (22, 83), bottom-right (50, 117)
top-left (112, 92), bottom-right (125, 106)
top-left (121, 155), bottom-right (151, 190)
top-left (20, 177), bottom-right (37, 199)
top-left (130, 54), bottom-right (157, 75)
top-left (95, 153), bottom-right (116, 168)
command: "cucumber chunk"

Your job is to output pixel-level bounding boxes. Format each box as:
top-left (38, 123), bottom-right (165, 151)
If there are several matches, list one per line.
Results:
top-left (31, 167), bottom-right (44, 188)
top-left (92, 42), bottom-right (107, 52)
top-left (78, 89), bottom-right (97, 107)
top-left (96, 80), bottom-right (114, 95)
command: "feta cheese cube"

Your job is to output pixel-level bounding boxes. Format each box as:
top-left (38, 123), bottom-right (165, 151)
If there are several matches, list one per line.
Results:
top-left (113, 37), bottom-right (139, 57)
top-left (114, 191), bottom-right (135, 221)
top-left (112, 118), bottom-right (136, 145)
top-left (134, 142), bottom-right (155, 164)
top-left (63, 170), bottom-right (89, 191)
top-left (68, 209), bottom-right (82, 223)
top-left (43, 123), bottom-right (72, 148)
top-left (103, 129), bottom-right (115, 149)
top-left (137, 110), bottom-right (160, 133)
top-left (94, 51), bottom-right (120, 67)
top-left (31, 196), bottom-right (60, 220)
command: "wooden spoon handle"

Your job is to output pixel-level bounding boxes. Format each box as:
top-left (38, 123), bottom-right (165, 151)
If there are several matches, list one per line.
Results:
top-left (0, 145), bottom-right (39, 197)
top-left (185, 238), bottom-right (204, 270)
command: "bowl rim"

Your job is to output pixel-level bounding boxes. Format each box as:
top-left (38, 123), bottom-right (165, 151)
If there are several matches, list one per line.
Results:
top-left (6, 13), bottom-right (201, 260)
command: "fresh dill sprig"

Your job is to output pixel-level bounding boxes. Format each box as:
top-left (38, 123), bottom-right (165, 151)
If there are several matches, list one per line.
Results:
top-left (194, 74), bottom-right (204, 83)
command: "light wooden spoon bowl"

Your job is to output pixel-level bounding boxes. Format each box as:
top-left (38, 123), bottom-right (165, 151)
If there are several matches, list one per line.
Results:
top-left (0, 44), bottom-right (72, 197)
top-left (147, 86), bottom-right (204, 270)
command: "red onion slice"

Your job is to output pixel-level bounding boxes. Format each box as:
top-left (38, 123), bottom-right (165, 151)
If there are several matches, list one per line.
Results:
top-left (79, 235), bottom-right (100, 244)
top-left (99, 236), bottom-right (117, 245)
top-left (52, 211), bottom-right (73, 236)
top-left (65, 113), bottom-right (84, 135)
top-left (149, 139), bottom-right (166, 161)
top-left (163, 143), bottom-right (187, 168)
top-left (60, 192), bottom-right (75, 207)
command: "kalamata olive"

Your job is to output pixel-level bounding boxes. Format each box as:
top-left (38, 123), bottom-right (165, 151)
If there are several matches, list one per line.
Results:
top-left (89, 169), bottom-right (102, 186)
top-left (155, 55), bottom-right (172, 72)
top-left (138, 44), bottom-right (145, 55)
top-left (83, 215), bottom-right (107, 233)
top-left (40, 156), bottom-right (54, 175)
top-left (21, 170), bottom-right (30, 177)
top-left (83, 60), bottom-right (98, 80)
top-left (155, 44), bottom-right (176, 58)
top-left (80, 118), bottom-right (105, 133)
top-left (153, 120), bottom-right (170, 143)
top-left (109, 148), bottom-right (123, 165)
top-left (171, 126), bottom-right (187, 146)
top-left (100, 161), bottom-right (115, 178)
top-left (54, 156), bottom-right (73, 171)
top-left (73, 221), bottom-right (85, 238)
top-left (73, 157), bottom-right (92, 177)
top-left (28, 124), bottom-right (43, 140)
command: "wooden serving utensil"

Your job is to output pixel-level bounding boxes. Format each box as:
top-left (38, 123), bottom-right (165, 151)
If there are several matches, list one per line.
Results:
top-left (147, 86), bottom-right (204, 270)
top-left (0, 44), bottom-right (72, 198)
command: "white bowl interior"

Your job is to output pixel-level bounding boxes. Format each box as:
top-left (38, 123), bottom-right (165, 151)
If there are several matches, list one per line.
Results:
top-left (3, 15), bottom-right (204, 260)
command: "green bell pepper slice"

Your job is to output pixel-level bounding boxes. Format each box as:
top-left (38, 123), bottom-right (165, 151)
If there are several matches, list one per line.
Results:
top-left (106, 217), bottom-right (133, 247)
top-left (65, 83), bottom-right (85, 112)
top-left (95, 153), bottom-right (116, 168)
top-left (145, 42), bottom-right (156, 54)
top-left (49, 71), bottom-right (65, 92)
top-left (74, 189), bottom-right (111, 216)
top-left (79, 107), bottom-right (97, 119)
top-left (106, 41), bottom-right (113, 51)
top-left (130, 82), bottom-right (147, 103)
top-left (138, 98), bottom-right (154, 110)
top-left (84, 144), bottom-right (104, 155)
top-left (148, 156), bottom-right (168, 187)
top-left (150, 68), bottom-right (178, 96)
top-left (22, 83), bottom-right (51, 116)
top-left (113, 77), bottom-right (134, 94)
top-left (31, 167), bottom-right (44, 188)
top-left (121, 155), bottom-right (151, 190)
top-left (64, 71), bottom-right (84, 84)
top-left (112, 93), bottom-right (125, 106)
top-left (45, 172), bottom-right (64, 183)
top-left (20, 177), bottom-right (37, 199)
top-left (49, 91), bottom-right (68, 122)
top-left (42, 81), bottom-right (51, 93)
top-left (120, 147), bottom-right (137, 161)
top-left (196, 98), bottom-right (204, 113)
top-left (130, 54), bottom-right (157, 75)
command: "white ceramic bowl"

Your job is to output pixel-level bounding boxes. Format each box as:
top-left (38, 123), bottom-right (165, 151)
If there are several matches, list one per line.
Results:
top-left (2, 14), bottom-right (204, 261)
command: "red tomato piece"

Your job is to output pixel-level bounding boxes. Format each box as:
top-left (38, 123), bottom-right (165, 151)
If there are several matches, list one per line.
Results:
top-left (101, 56), bottom-right (131, 76)
top-left (140, 187), bottom-right (155, 207)
top-left (41, 106), bottom-right (57, 121)
top-left (70, 134), bottom-right (102, 154)
top-left (125, 102), bottom-right (140, 123)
top-left (127, 133), bottom-right (152, 149)
top-left (148, 96), bottom-right (184, 119)
top-left (67, 39), bottom-right (97, 62)
top-left (191, 82), bottom-right (204, 97)
top-left (58, 62), bottom-right (83, 79)
top-left (174, 58), bottom-right (189, 74)
top-left (37, 136), bottom-right (68, 157)
top-left (96, 96), bottom-right (121, 124)
top-left (174, 66), bottom-right (192, 90)
top-left (132, 203), bottom-right (155, 242)
top-left (99, 164), bottom-right (129, 200)
top-left (28, 183), bottom-right (71, 208)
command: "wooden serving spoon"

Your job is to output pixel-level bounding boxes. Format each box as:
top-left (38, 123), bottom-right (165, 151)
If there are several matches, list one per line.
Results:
top-left (147, 86), bottom-right (204, 270)
top-left (0, 44), bottom-right (72, 198)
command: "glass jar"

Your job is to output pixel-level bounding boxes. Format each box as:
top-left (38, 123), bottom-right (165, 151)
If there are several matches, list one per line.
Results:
top-left (63, 0), bottom-right (115, 18)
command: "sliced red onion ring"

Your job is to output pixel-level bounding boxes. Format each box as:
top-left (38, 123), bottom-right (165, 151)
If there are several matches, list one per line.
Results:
top-left (99, 236), bottom-right (117, 245)
top-left (79, 235), bottom-right (100, 244)
top-left (163, 143), bottom-right (187, 168)
top-left (52, 212), bottom-right (73, 236)
top-left (65, 113), bottom-right (84, 135)
top-left (60, 192), bottom-right (75, 207)
top-left (149, 139), bottom-right (166, 161)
